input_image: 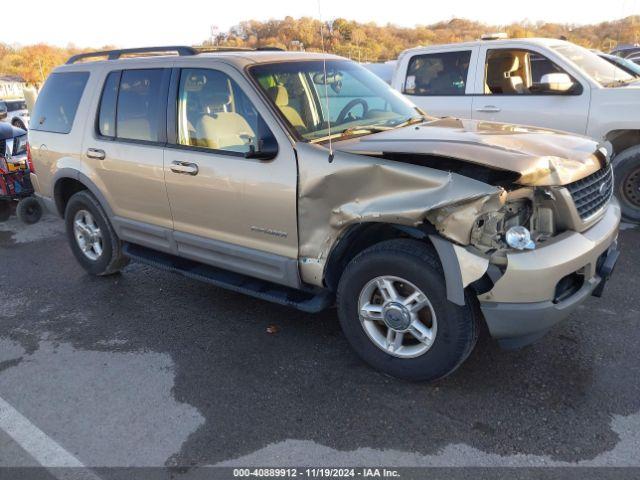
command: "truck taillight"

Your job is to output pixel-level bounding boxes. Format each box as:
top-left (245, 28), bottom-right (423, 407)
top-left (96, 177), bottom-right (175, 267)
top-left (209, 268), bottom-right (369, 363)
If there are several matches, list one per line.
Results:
top-left (27, 142), bottom-right (35, 173)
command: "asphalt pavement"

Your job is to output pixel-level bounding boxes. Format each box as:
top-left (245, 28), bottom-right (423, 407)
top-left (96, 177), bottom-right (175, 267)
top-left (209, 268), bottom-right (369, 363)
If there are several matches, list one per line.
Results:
top-left (0, 214), bottom-right (639, 476)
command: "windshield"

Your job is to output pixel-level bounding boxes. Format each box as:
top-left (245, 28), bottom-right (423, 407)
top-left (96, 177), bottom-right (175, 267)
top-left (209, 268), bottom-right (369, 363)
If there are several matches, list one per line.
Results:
top-left (611, 56), bottom-right (640, 77)
top-left (552, 44), bottom-right (634, 86)
top-left (250, 60), bottom-right (421, 142)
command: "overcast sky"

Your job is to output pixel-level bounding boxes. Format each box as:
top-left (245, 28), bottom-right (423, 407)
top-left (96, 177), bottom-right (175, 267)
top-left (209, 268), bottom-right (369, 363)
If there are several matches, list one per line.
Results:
top-left (5, 0), bottom-right (640, 48)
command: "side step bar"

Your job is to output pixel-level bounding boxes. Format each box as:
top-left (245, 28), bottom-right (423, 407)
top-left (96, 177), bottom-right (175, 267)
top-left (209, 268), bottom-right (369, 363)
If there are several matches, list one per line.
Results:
top-left (123, 243), bottom-right (334, 313)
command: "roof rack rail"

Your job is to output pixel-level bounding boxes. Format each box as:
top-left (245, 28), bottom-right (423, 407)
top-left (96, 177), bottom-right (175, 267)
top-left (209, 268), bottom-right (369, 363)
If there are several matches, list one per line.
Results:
top-left (196, 46), bottom-right (285, 53)
top-left (66, 46), bottom-right (198, 64)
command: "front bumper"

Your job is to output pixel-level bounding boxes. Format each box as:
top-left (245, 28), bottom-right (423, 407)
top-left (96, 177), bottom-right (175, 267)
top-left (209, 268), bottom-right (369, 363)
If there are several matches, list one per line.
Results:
top-left (479, 200), bottom-right (621, 348)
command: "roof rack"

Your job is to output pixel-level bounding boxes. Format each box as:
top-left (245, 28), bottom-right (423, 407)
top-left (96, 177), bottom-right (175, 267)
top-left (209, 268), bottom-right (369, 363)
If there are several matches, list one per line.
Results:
top-left (66, 45), bottom-right (285, 64)
top-left (66, 46), bottom-right (198, 64)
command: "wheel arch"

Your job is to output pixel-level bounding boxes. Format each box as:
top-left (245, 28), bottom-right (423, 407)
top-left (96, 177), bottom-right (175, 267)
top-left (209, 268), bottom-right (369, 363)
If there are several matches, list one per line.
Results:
top-left (323, 222), bottom-right (467, 306)
top-left (53, 170), bottom-right (114, 219)
top-left (605, 129), bottom-right (640, 156)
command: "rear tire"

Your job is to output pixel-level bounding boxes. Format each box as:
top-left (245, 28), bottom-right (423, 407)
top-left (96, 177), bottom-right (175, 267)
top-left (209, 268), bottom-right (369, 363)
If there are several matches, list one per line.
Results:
top-left (64, 190), bottom-right (129, 276)
top-left (613, 145), bottom-right (640, 223)
top-left (16, 197), bottom-right (43, 224)
top-left (0, 201), bottom-right (11, 222)
top-left (337, 239), bottom-right (478, 382)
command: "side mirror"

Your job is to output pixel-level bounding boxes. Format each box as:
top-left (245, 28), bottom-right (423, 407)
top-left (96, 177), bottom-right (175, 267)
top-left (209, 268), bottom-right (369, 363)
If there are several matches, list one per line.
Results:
top-left (538, 73), bottom-right (578, 94)
top-left (245, 134), bottom-right (278, 160)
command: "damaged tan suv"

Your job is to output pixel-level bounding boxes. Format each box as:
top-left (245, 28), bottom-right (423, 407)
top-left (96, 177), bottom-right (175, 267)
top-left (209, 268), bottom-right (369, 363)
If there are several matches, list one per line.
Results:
top-left (29, 47), bottom-right (620, 381)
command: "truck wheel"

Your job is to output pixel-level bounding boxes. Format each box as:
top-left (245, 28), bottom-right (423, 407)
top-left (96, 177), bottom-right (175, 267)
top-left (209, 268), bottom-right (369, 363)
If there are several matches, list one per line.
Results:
top-left (16, 197), bottom-right (43, 224)
top-left (337, 239), bottom-right (478, 382)
top-left (614, 145), bottom-right (640, 223)
top-left (64, 190), bottom-right (129, 276)
top-left (12, 119), bottom-right (26, 131)
top-left (0, 201), bottom-right (11, 222)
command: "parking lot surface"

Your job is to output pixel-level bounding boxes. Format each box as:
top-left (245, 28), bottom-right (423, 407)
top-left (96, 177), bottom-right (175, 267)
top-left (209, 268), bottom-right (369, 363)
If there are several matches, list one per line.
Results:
top-left (0, 215), bottom-right (639, 471)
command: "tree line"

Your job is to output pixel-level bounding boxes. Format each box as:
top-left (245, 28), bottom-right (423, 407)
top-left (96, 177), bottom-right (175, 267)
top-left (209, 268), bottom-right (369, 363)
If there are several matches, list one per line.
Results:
top-left (1, 15), bottom-right (639, 86)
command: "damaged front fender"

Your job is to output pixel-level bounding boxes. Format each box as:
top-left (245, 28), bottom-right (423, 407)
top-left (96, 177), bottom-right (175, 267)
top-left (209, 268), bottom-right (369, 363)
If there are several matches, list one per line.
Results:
top-left (295, 142), bottom-right (501, 287)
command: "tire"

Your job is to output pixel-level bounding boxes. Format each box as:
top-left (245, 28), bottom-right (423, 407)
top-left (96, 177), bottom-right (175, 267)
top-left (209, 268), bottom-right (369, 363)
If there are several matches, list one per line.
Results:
top-left (0, 200), bottom-right (11, 222)
top-left (613, 145), bottom-right (640, 223)
top-left (16, 197), bottom-right (43, 224)
top-left (12, 119), bottom-right (26, 131)
top-left (337, 239), bottom-right (478, 382)
top-left (64, 190), bottom-right (129, 276)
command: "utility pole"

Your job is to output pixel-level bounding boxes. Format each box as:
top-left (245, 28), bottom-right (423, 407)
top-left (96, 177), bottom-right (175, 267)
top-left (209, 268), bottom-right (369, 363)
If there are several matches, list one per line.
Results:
top-left (210, 25), bottom-right (219, 46)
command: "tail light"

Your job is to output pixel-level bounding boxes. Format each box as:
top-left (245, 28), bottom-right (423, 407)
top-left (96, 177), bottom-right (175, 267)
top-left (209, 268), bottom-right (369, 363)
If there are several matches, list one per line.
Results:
top-left (27, 142), bottom-right (35, 173)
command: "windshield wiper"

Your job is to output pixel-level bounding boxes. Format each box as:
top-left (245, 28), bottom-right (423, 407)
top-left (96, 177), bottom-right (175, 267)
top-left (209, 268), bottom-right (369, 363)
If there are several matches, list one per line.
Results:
top-left (340, 124), bottom-right (392, 136)
top-left (310, 124), bottom-right (391, 143)
top-left (310, 115), bottom-right (428, 144)
top-left (390, 115), bottom-right (428, 129)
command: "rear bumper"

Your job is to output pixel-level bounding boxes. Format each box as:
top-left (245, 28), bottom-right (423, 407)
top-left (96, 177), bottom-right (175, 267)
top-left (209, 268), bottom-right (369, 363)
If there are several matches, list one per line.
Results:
top-left (479, 200), bottom-right (621, 348)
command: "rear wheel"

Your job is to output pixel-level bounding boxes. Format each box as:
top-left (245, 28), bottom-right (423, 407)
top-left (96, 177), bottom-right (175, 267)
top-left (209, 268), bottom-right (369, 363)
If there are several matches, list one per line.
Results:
top-left (613, 145), bottom-right (640, 223)
top-left (64, 191), bottom-right (129, 275)
top-left (16, 197), bottom-right (43, 224)
top-left (337, 239), bottom-right (478, 382)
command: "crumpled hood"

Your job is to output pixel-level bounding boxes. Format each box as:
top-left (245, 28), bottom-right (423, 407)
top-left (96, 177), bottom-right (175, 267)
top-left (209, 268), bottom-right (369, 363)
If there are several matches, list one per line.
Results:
top-left (333, 117), bottom-right (605, 186)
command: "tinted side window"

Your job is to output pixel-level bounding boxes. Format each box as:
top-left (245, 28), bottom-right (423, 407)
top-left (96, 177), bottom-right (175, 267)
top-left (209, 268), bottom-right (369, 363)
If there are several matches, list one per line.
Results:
top-left (98, 71), bottom-right (120, 137)
top-left (404, 51), bottom-right (471, 96)
top-left (116, 69), bottom-right (164, 142)
top-left (31, 72), bottom-right (89, 134)
top-left (6, 101), bottom-right (26, 111)
top-left (178, 68), bottom-right (270, 154)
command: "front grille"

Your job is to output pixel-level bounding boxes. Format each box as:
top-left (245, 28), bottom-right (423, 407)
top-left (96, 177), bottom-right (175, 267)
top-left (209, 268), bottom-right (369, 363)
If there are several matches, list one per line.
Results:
top-left (566, 165), bottom-right (613, 220)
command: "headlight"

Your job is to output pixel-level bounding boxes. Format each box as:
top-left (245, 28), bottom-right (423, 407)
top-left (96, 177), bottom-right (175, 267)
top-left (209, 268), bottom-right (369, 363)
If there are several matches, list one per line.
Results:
top-left (14, 134), bottom-right (27, 155)
top-left (505, 226), bottom-right (536, 250)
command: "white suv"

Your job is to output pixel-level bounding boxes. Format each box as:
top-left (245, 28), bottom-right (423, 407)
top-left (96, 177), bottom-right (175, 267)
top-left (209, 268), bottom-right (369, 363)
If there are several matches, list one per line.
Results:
top-left (390, 37), bottom-right (640, 221)
top-left (0, 99), bottom-right (30, 131)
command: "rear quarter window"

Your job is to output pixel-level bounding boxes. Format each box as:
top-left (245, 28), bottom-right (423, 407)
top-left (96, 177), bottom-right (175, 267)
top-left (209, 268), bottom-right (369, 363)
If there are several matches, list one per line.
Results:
top-left (31, 71), bottom-right (89, 134)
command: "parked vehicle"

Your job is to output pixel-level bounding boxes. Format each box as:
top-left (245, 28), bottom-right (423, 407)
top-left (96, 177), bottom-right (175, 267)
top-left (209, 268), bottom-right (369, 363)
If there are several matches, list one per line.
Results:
top-left (0, 122), bottom-right (42, 223)
top-left (361, 61), bottom-right (397, 84)
top-left (29, 46), bottom-right (620, 381)
top-left (597, 52), bottom-right (640, 77)
top-left (0, 99), bottom-right (30, 131)
top-left (390, 37), bottom-right (640, 222)
top-left (610, 45), bottom-right (640, 60)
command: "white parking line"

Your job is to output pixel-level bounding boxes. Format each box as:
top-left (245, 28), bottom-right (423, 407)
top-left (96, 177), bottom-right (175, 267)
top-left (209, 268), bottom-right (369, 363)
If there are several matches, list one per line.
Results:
top-left (0, 395), bottom-right (101, 478)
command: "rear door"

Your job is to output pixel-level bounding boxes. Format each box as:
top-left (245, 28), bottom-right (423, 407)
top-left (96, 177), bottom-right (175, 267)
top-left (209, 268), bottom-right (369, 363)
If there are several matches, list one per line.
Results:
top-left (471, 45), bottom-right (590, 134)
top-left (397, 47), bottom-right (478, 119)
top-left (82, 66), bottom-right (175, 250)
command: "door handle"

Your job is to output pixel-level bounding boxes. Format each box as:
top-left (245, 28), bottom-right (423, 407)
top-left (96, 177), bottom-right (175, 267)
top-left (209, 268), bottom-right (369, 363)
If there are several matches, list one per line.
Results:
top-left (86, 148), bottom-right (106, 160)
top-left (475, 105), bottom-right (501, 113)
top-left (170, 161), bottom-right (199, 176)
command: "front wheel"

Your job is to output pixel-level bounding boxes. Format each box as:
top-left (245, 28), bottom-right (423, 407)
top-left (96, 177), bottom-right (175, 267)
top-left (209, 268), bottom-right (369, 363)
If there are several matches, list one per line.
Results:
top-left (337, 239), bottom-right (478, 382)
top-left (613, 145), bottom-right (640, 223)
top-left (65, 190), bottom-right (129, 275)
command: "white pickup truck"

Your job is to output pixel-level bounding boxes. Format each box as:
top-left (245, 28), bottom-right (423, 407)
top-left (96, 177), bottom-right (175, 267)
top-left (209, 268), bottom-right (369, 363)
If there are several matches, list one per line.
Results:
top-left (389, 37), bottom-right (640, 221)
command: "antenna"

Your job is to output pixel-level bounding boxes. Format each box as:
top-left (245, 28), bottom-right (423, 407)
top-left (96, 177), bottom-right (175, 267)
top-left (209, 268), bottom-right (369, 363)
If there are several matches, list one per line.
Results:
top-left (318, 0), bottom-right (334, 162)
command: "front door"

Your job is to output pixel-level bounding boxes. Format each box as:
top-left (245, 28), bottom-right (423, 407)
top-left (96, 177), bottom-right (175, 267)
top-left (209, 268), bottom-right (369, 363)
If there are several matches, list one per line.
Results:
top-left (163, 64), bottom-right (299, 286)
top-left (471, 46), bottom-right (590, 134)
